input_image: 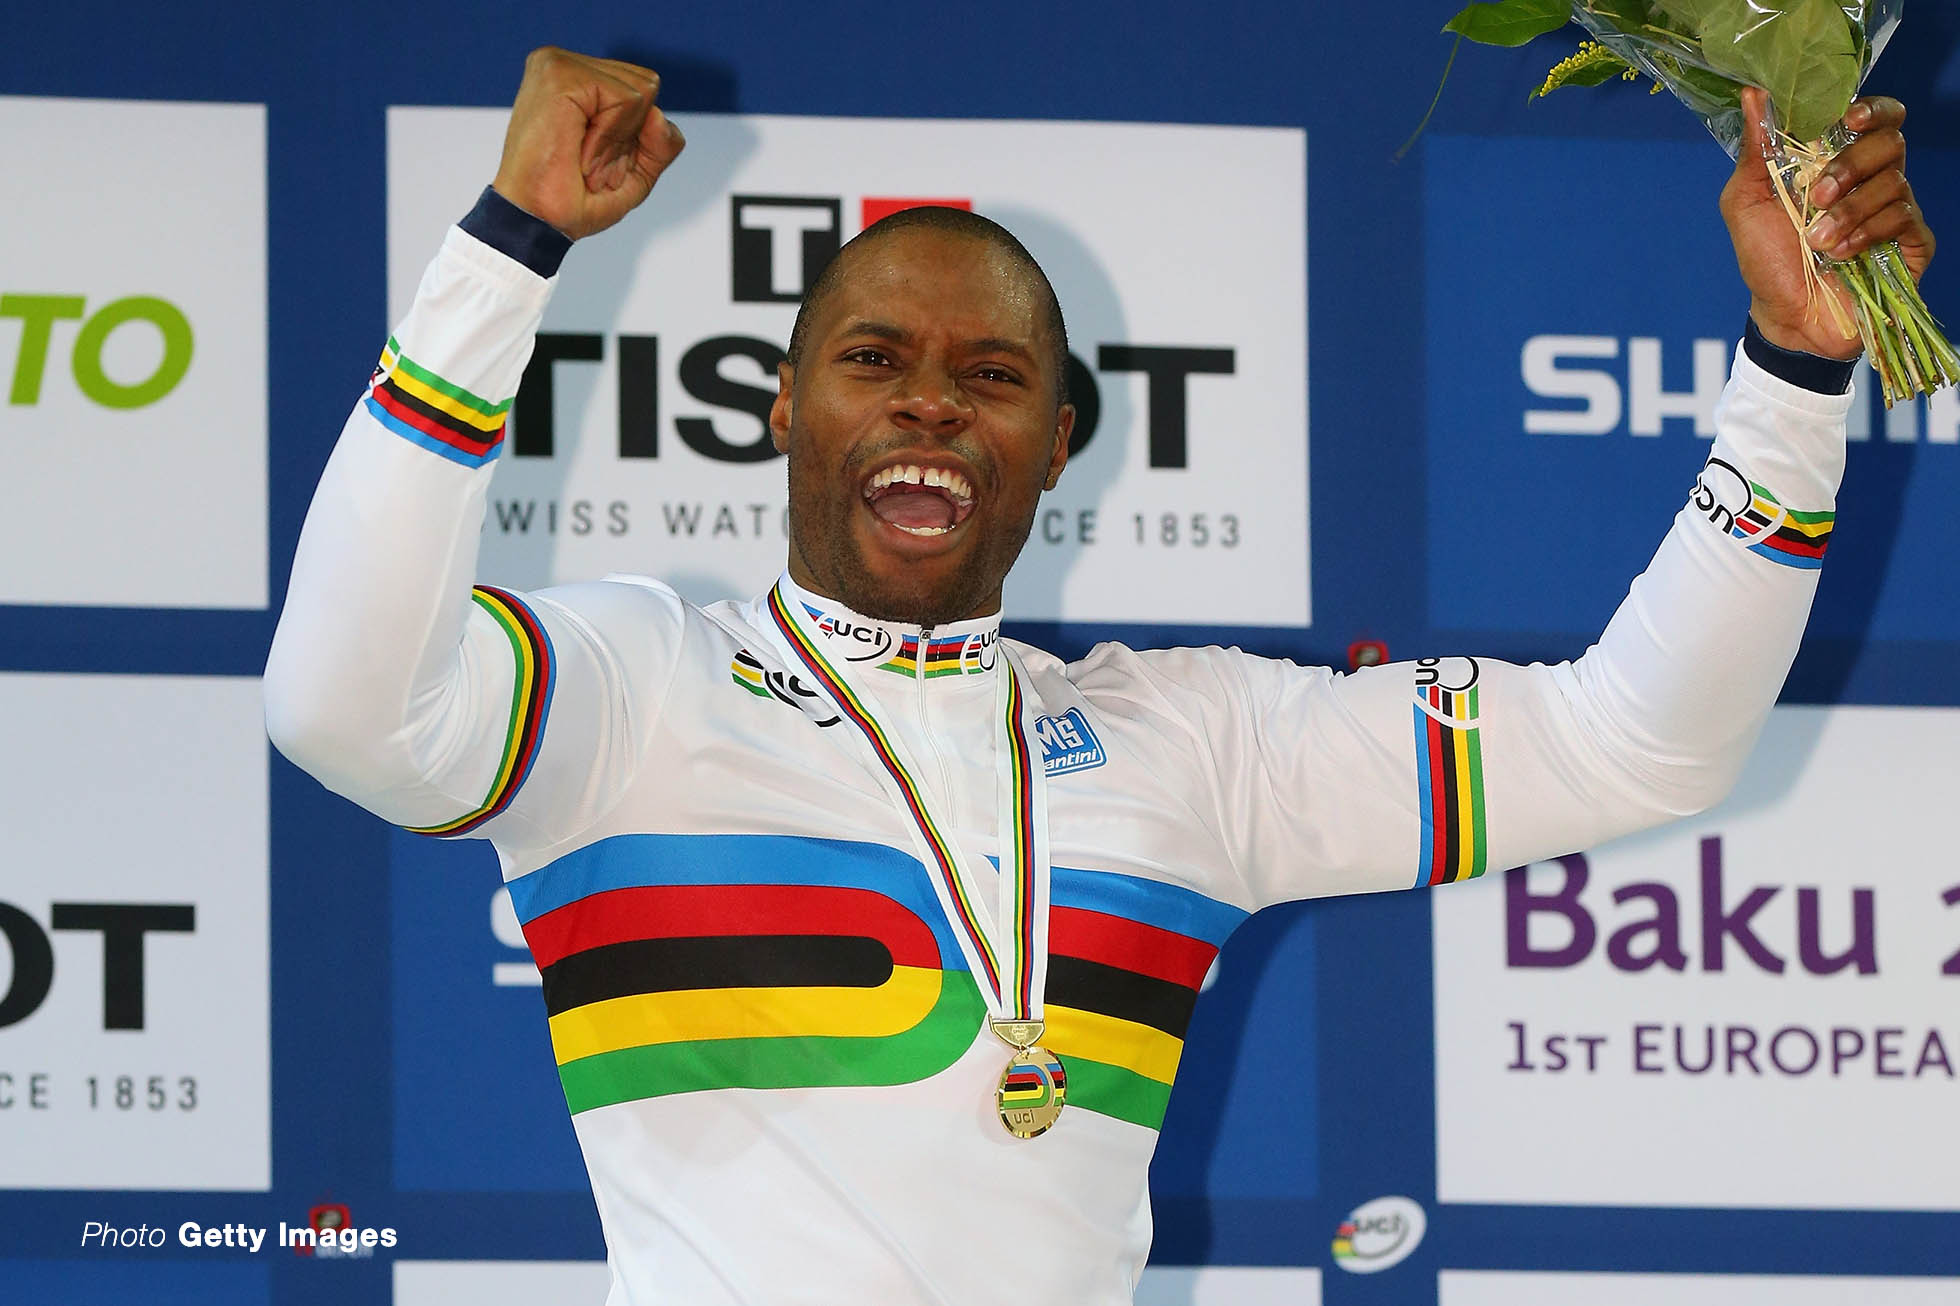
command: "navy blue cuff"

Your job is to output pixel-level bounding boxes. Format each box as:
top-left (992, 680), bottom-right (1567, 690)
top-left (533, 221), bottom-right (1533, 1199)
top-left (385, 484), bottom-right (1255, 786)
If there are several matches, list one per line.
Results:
top-left (1743, 316), bottom-right (1857, 395)
top-left (459, 186), bottom-right (573, 279)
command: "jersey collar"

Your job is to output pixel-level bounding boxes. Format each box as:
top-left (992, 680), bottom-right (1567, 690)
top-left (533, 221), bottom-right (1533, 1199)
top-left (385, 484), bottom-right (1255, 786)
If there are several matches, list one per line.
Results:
top-left (774, 573), bottom-right (1003, 682)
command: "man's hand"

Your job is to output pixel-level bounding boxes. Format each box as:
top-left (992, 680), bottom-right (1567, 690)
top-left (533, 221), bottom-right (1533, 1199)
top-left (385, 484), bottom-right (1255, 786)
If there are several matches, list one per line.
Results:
top-left (1722, 86), bottom-right (1935, 360)
top-left (491, 48), bottom-right (685, 242)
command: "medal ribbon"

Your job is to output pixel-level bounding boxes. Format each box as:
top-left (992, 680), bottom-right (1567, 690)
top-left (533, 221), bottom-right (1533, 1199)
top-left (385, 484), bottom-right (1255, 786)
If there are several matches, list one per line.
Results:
top-left (766, 582), bottom-right (1048, 1024)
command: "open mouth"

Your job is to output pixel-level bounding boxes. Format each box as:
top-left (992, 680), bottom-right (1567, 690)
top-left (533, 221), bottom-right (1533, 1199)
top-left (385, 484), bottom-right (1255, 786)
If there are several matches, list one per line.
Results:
top-left (862, 463), bottom-right (977, 537)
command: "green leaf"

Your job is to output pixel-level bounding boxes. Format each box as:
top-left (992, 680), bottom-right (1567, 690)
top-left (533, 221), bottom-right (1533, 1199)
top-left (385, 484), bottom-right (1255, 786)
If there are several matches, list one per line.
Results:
top-left (1696, 0), bottom-right (1861, 140)
top-left (1444, 0), bottom-right (1574, 47)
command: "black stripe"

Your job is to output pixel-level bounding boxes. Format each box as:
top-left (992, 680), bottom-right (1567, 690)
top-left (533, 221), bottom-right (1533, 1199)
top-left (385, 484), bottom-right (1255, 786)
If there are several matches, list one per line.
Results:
top-left (379, 375), bottom-right (501, 448)
top-left (542, 935), bottom-right (894, 1017)
top-left (1770, 524), bottom-right (1831, 547)
top-left (1047, 954), bottom-right (1197, 1040)
top-left (1436, 715), bottom-right (1461, 877)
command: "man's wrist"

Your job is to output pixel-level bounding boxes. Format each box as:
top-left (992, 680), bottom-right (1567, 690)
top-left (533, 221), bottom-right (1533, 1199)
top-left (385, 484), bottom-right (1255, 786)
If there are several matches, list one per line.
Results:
top-left (1743, 315), bottom-right (1858, 395)
top-left (459, 185), bottom-right (574, 279)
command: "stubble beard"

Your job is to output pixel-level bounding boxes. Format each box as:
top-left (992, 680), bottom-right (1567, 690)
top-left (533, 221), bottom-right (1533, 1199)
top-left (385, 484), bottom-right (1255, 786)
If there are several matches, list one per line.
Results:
top-left (784, 447), bottom-right (1036, 629)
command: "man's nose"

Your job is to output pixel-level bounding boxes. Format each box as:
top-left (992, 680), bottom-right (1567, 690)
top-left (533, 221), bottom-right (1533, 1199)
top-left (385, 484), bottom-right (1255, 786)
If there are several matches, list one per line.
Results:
top-left (888, 366), bottom-right (974, 434)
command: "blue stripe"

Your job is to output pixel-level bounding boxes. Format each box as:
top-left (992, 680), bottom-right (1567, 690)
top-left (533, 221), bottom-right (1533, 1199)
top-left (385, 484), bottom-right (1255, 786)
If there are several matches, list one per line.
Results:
top-left (1413, 702), bottom-right (1436, 889)
top-left (506, 833), bottom-right (969, 967)
top-left (1050, 863), bottom-right (1246, 946)
top-left (364, 394), bottom-right (500, 468)
top-left (505, 832), bottom-right (1250, 957)
top-left (1747, 541), bottom-right (1824, 570)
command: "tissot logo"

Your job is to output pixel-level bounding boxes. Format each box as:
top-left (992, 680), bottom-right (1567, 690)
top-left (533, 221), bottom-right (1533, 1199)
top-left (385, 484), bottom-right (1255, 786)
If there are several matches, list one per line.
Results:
top-left (730, 195), bottom-right (843, 302)
top-left (393, 111), bottom-right (1308, 623)
top-left (729, 194), bottom-right (976, 302)
top-left (511, 332), bottom-right (1234, 472)
top-left (0, 901), bottom-right (195, 1030)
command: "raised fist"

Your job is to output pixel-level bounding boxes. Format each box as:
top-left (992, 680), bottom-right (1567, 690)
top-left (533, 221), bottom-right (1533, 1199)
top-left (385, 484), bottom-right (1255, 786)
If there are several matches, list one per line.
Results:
top-left (491, 47), bottom-right (686, 242)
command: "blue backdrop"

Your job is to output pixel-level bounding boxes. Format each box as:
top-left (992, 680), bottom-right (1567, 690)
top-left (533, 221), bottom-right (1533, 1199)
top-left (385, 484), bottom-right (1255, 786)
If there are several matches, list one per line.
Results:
top-left (4, 2), bottom-right (1958, 1302)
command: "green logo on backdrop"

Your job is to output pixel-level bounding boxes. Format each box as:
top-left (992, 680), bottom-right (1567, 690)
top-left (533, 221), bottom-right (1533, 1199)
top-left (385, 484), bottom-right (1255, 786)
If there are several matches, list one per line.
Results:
top-left (2, 293), bottom-right (195, 410)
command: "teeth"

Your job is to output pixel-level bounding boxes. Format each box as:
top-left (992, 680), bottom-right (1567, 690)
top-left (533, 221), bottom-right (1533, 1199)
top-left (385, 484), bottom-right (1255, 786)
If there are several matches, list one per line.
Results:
top-left (894, 524), bottom-right (950, 537)
top-left (866, 464), bottom-right (973, 504)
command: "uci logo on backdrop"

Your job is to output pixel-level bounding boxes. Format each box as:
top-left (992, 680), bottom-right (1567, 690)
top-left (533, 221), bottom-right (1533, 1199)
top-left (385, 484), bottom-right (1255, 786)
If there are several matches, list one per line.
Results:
top-left (388, 110), bottom-right (1309, 626)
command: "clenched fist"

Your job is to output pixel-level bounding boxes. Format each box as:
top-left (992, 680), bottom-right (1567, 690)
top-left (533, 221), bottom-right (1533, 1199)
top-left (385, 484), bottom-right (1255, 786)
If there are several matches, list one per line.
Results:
top-left (491, 47), bottom-right (686, 242)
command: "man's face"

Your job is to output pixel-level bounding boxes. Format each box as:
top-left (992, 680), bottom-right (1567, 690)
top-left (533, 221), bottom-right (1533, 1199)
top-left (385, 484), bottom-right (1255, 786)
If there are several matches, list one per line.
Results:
top-left (770, 228), bottom-right (1074, 627)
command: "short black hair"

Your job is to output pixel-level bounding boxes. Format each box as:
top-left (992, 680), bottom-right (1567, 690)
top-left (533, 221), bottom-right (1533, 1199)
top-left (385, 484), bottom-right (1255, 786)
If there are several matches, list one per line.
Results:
top-left (785, 206), bottom-right (1070, 406)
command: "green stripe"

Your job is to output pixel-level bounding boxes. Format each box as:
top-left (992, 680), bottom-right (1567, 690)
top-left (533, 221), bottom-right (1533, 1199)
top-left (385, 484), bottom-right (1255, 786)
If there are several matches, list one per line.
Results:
top-left (1465, 695), bottom-right (1487, 879)
top-left (733, 675), bottom-right (770, 697)
top-left (1748, 481), bottom-right (1779, 504)
top-left (475, 590), bottom-right (529, 809)
top-left (1061, 1056), bottom-right (1174, 1131)
top-left (556, 970), bottom-right (986, 1114)
top-left (1783, 507), bottom-right (1835, 524)
top-left (391, 348), bottom-right (513, 418)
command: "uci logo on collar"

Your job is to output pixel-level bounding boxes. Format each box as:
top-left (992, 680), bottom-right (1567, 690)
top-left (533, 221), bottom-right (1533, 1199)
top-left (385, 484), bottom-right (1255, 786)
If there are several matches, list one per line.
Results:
top-left (1034, 708), bottom-right (1105, 777)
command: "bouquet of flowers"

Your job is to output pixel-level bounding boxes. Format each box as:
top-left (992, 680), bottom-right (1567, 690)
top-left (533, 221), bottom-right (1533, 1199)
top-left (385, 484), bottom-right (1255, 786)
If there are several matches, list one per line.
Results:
top-left (1442, 0), bottom-right (1952, 406)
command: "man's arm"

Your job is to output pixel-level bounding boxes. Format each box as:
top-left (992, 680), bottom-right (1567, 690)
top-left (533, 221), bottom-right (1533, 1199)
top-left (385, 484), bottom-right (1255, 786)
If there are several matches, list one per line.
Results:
top-left (1095, 91), bottom-right (1933, 907)
top-left (263, 50), bottom-right (686, 850)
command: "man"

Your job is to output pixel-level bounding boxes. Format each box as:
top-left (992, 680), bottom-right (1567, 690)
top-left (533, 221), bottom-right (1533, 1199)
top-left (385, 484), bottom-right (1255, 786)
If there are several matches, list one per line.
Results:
top-left (265, 47), bottom-right (1934, 1306)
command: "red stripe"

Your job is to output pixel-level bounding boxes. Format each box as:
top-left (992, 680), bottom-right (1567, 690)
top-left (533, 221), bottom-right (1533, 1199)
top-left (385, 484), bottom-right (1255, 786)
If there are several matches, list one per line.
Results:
top-left (1425, 714), bottom-right (1451, 886)
top-left (1050, 906), bottom-right (1216, 990)
top-left (522, 883), bottom-right (942, 971)
top-left (372, 383), bottom-right (502, 454)
top-left (482, 587), bottom-right (551, 794)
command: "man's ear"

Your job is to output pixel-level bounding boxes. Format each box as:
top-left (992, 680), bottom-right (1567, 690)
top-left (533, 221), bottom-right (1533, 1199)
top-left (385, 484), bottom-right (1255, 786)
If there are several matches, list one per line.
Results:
top-left (770, 361), bottom-right (794, 454)
top-left (1044, 404), bottom-right (1075, 490)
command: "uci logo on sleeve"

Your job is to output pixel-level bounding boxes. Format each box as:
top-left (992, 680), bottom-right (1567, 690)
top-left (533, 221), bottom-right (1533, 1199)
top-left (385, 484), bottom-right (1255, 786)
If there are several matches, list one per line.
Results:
top-left (1034, 709), bottom-right (1106, 777)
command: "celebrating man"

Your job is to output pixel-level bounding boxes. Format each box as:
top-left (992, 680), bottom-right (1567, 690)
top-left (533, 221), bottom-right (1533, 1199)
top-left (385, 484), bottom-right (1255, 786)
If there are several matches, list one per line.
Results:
top-left (265, 47), bottom-right (1934, 1306)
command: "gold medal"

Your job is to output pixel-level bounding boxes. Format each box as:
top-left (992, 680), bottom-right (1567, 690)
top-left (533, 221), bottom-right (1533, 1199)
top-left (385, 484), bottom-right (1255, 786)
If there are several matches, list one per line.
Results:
top-left (993, 1018), bottom-right (1066, 1139)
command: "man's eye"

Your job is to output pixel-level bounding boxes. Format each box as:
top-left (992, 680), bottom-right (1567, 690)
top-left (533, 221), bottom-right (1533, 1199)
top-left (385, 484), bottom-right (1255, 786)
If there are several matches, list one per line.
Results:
top-left (843, 348), bottom-right (891, 366)
top-left (973, 366), bottom-right (1022, 385)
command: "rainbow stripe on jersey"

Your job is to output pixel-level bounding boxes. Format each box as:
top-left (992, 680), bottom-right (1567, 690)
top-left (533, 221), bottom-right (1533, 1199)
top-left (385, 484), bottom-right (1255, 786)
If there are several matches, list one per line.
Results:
top-left (1413, 662), bottom-right (1487, 887)
top-left (877, 633), bottom-right (982, 678)
top-left (410, 587), bottom-right (554, 837)
top-left (1729, 481), bottom-right (1833, 570)
top-left (364, 337), bottom-right (509, 468)
top-left (503, 834), bottom-right (1245, 1130)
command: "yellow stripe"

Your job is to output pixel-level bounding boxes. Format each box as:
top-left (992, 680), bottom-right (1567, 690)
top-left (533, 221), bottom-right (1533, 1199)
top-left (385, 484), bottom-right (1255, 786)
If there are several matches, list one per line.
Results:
top-left (479, 595), bottom-right (536, 805)
top-left (378, 344), bottom-right (396, 371)
top-left (1779, 515), bottom-right (1833, 538)
top-left (387, 364), bottom-right (507, 433)
top-left (547, 965), bottom-right (944, 1064)
top-left (1045, 1004), bottom-right (1183, 1085)
top-left (1451, 725), bottom-right (1477, 883)
top-left (732, 660), bottom-right (763, 687)
top-left (411, 591), bottom-right (536, 835)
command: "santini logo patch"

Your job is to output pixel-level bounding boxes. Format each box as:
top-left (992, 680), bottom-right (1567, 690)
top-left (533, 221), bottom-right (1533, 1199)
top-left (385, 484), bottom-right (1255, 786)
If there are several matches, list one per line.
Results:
top-left (1034, 709), bottom-right (1105, 777)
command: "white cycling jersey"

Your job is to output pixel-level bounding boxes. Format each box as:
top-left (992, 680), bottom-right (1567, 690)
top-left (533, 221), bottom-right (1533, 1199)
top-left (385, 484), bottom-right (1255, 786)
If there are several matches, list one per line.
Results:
top-left (265, 212), bottom-right (1851, 1306)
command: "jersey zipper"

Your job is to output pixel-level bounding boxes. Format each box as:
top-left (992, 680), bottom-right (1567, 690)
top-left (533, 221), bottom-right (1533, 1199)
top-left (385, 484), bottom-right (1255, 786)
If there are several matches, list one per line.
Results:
top-left (913, 625), bottom-right (959, 822)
